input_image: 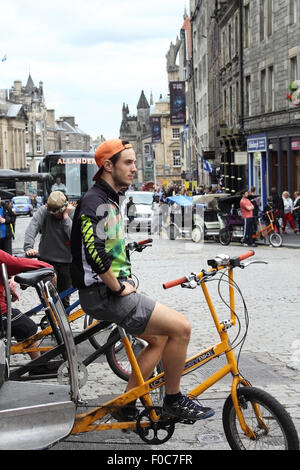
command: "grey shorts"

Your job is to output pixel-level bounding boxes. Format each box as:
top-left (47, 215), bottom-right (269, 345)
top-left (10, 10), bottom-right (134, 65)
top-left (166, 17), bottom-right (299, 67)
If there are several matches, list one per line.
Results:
top-left (79, 281), bottom-right (156, 335)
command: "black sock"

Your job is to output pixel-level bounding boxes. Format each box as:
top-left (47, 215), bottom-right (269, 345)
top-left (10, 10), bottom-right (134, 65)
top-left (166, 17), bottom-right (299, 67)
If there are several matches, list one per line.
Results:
top-left (164, 392), bottom-right (182, 404)
top-left (123, 399), bottom-right (137, 409)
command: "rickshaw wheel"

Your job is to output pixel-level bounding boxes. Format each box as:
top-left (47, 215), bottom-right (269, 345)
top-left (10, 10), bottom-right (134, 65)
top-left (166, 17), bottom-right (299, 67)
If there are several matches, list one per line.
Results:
top-left (219, 228), bottom-right (231, 246)
top-left (191, 225), bottom-right (203, 243)
top-left (167, 223), bottom-right (179, 240)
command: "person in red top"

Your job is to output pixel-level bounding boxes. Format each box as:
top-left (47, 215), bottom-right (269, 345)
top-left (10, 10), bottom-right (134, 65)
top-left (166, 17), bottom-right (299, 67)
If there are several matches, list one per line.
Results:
top-left (240, 190), bottom-right (256, 247)
top-left (0, 250), bottom-right (53, 359)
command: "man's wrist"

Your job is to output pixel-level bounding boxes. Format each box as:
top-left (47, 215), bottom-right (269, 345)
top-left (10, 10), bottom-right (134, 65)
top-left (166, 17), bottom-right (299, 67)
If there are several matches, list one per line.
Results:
top-left (110, 280), bottom-right (125, 296)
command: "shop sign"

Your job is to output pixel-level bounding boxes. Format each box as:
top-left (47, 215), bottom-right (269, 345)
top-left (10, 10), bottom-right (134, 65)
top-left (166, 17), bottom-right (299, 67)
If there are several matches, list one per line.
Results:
top-left (234, 152), bottom-right (248, 165)
top-left (291, 140), bottom-right (300, 150)
top-left (247, 135), bottom-right (267, 152)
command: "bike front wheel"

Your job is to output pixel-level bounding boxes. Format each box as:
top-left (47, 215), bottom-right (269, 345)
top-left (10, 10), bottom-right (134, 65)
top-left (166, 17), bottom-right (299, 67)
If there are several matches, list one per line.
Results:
top-left (269, 232), bottom-right (282, 247)
top-left (222, 386), bottom-right (299, 450)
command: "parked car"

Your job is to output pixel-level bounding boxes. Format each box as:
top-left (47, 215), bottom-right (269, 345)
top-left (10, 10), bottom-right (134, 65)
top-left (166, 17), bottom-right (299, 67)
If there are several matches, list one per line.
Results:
top-left (12, 196), bottom-right (34, 216)
top-left (124, 190), bottom-right (153, 233)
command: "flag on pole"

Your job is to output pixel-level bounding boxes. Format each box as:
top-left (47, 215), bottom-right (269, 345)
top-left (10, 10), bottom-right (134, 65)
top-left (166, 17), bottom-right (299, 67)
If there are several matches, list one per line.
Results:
top-left (203, 158), bottom-right (212, 173)
top-left (1, 54), bottom-right (7, 62)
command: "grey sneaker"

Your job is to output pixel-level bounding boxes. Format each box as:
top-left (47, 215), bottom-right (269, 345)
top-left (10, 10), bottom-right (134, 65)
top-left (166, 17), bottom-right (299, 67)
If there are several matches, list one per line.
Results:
top-left (162, 395), bottom-right (215, 422)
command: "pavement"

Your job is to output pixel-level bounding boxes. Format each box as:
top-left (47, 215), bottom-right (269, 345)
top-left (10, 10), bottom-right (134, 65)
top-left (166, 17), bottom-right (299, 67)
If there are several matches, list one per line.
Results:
top-left (278, 229), bottom-right (300, 249)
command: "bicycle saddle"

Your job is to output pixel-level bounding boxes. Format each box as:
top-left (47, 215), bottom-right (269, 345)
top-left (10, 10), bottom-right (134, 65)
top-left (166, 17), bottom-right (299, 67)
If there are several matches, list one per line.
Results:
top-left (14, 268), bottom-right (55, 287)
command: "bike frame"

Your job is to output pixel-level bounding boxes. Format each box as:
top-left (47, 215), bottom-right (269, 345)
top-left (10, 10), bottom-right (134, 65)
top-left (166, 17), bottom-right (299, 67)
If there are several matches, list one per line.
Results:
top-left (253, 210), bottom-right (276, 241)
top-left (71, 255), bottom-right (262, 439)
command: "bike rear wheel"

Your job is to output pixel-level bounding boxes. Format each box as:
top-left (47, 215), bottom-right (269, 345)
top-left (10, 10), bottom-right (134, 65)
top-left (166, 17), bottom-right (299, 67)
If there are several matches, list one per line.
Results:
top-left (222, 386), bottom-right (299, 450)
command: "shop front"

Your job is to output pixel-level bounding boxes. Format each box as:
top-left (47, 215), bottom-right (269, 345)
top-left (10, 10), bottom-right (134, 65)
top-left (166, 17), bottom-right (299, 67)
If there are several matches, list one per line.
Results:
top-left (247, 133), bottom-right (268, 207)
top-left (268, 128), bottom-right (300, 197)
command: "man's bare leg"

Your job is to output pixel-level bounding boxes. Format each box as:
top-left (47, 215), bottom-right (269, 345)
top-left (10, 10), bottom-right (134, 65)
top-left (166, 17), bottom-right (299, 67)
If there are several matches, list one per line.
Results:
top-left (125, 302), bottom-right (191, 394)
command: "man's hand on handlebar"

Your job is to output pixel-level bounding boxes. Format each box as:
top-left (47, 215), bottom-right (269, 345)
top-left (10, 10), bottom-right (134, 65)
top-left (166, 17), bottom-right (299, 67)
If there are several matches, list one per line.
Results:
top-left (25, 249), bottom-right (39, 258)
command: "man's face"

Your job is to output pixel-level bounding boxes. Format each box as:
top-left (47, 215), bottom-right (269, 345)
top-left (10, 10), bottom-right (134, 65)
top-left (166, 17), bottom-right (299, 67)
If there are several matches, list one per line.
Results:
top-left (110, 148), bottom-right (137, 189)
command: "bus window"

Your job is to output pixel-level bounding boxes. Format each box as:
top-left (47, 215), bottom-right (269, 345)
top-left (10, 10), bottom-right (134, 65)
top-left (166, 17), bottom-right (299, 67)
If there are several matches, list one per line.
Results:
top-left (39, 152), bottom-right (97, 201)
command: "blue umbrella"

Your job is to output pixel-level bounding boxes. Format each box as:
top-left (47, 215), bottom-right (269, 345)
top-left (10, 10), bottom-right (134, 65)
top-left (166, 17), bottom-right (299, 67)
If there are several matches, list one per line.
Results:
top-left (166, 195), bottom-right (193, 207)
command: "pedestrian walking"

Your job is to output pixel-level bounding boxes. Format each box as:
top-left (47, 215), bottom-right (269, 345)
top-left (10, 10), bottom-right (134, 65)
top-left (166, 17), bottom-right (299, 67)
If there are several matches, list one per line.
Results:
top-left (240, 189), bottom-right (256, 247)
top-left (293, 191), bottom-right (300, 233)
top-left (23, 191), bottom-right (75, 307)
top-left (151, 195), bottom-right (162, 234)
top-left (0, 198), bottom-right (16, 255)
top-left (270, 187), bottom-right (284, 233)
top-left (126, 196), bottom-right (136, 231)
top-left (282, 191), bottom-right (297, 234)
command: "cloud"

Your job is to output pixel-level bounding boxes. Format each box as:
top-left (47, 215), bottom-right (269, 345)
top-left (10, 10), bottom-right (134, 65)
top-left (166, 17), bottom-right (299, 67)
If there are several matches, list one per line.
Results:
top-left (0, 0), bottom-right (187, 139)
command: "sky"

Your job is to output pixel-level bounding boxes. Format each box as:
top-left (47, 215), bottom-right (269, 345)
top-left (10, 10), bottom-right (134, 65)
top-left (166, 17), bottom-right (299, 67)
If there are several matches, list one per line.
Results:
top-left (0, 0), bottom-right (188, 140)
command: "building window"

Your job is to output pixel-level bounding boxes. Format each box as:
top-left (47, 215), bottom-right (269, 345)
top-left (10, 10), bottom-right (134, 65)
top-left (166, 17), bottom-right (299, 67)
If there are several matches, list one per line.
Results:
top-left (172, 150), bottom-right (181, 167)
top-left (267, 0), bottom-right (273, 37)
top-left (289, 0), bottom-right (297, 24)
top-left (222, 31), bottom-right (226, 65)
top-left (228, 23), bottom-right (232, 61)
top-left (245, 76), bottom-right (251, 117)
top-left (260, 69), bottom-right (266, 113)
top-left (223, 88), bottom-right (227, 122)
top-left (36, 139), bottom-right (41, 153)
top-left (236, 81), bottom-right (239, 124)
top-left (268, 66), bottom-right (274, 111)
top-left (35, 120), bottom-right (41, 133)
top-left (229, 86), bottom-right (233, 127)
top-left (244, 4), bottom-right (250, 48)
top-left (260, 0), bottom-right (273, 40)
top-left (172, 128), bottom-right (180, 140)
top-left (260, 0), bottom-right (265, 41)
top-left (290, 56), bottom-right (298, 81)
top-left (235, 15), bottom-right (239, 56)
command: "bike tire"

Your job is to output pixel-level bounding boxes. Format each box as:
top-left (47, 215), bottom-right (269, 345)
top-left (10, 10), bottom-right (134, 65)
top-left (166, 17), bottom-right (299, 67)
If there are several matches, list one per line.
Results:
top-left (106, 329), bottom-right (145, 381)
top-left (219, 228), bottom-right (231, 246)
top-left (83, 315), bottom-right (116, 351)
top-left (269, 232), bottom-right (282, 247)
top-left (222, 386), bottom-right (299, 450)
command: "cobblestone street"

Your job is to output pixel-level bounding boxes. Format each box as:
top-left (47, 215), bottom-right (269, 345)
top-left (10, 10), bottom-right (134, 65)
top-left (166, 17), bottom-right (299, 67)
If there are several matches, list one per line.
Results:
top-left (10, 216), bottom-right (300, 451)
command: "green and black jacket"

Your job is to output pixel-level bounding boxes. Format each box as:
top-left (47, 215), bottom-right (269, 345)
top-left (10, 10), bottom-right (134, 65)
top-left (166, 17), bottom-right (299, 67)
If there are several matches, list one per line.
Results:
top-left (70, 179), bottom-right (130, 288)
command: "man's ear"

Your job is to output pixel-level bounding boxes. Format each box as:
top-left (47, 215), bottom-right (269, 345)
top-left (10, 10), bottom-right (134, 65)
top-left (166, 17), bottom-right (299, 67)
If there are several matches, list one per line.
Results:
top-left (103, 159), bottom-right (113, 173)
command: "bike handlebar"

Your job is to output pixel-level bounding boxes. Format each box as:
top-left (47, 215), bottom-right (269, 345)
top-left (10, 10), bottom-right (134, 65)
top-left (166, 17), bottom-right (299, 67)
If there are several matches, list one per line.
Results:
top-left (238, 250), bottom-right (255, 261)
top-left (138, 238), bottom-right (152, 246)
top-left (163, 276), bottom-right (188, 290)
top-left (163, 250), bottom-right (255, 290)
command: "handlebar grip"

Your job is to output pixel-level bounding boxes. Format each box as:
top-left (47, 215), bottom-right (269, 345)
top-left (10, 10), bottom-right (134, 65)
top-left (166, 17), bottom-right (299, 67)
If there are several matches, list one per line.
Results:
top-left (163, 276), bottom-right (188, 290)
top-left (239, 250), bottom-right (255, 261)
top-left (138, 238), bottom-right (152, 245)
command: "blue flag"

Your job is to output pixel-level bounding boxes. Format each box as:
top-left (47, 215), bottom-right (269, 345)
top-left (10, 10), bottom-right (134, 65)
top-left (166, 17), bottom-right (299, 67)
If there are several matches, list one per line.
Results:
top-left (1, 54), bottom-right (7, 62)
top-left (203, 158), bottom-right (212, 173)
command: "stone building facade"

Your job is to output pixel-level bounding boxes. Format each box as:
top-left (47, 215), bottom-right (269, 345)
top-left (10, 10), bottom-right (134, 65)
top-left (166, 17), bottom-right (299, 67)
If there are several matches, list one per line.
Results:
top-left (119, 90), bottom-right (152, 187)
top-left (190, 0), bottom-right (300, 201)
top-left (242, 0), bottom-right (300, 200)
top-left (0, 90), bottom-right (27, 170)
top-left (0, 75), bottom-right (91, 173)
